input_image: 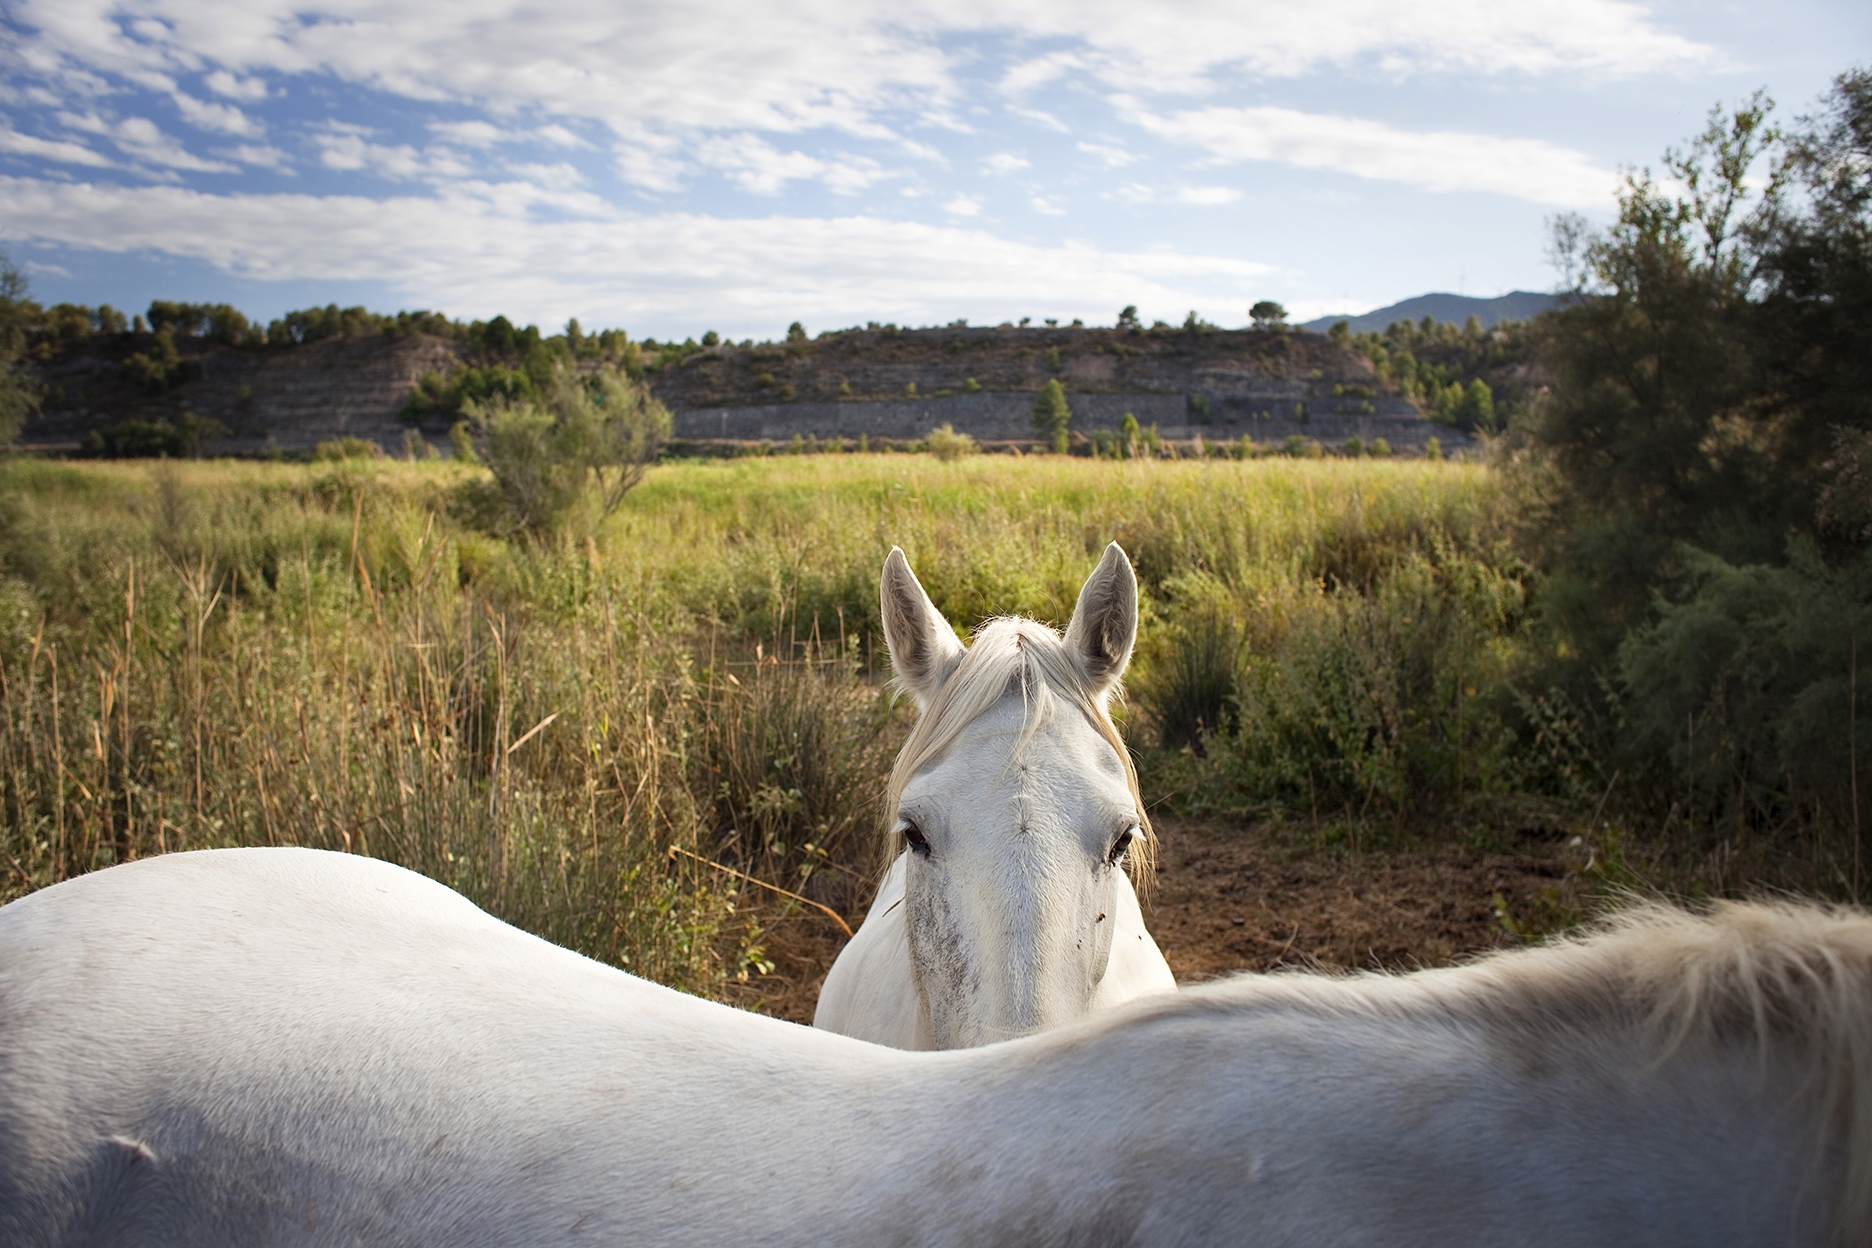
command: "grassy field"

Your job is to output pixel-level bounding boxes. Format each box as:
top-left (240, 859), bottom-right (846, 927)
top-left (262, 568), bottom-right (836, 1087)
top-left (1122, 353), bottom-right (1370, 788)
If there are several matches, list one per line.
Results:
top-left (0, 452), bottom-right (1587, 999)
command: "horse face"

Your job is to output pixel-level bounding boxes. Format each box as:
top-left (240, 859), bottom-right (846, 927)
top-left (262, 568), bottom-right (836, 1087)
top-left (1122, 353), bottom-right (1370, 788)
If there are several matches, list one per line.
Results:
top-left (894, 694), bottom-right (1139, 1048)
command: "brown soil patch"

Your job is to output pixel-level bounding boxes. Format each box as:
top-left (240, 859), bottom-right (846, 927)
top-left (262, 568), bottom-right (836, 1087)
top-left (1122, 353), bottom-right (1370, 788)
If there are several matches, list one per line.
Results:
top-left (725, 817), bottom-right (1594, 1025)
top-left (1143, 819), bottom-right (1589, 981)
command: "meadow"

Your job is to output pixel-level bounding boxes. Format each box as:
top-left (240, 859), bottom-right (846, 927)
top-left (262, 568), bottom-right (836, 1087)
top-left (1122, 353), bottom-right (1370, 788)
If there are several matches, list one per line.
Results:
top-left (0, 451), bottom-right (1598, 1000)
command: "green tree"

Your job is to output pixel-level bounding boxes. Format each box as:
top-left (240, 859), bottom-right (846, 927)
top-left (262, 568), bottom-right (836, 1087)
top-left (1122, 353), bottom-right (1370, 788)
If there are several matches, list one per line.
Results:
top-left (1031, 378), bottom-right (1071, 453)
top-left (1249, 300), bottom-right (1287, 329)
top-left (1517, 88), bottom-right (1788, 659)
top-left (1513, 70), bottom-right (1872, 839)
top-left (1116, 305), bottom-right (1142, 331)
top-left (1460, 378), bottom-right (1496, 432)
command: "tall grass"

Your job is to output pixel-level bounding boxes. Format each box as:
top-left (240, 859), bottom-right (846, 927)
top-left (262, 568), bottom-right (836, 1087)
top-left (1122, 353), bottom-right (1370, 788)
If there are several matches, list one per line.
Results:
top-left (0, 453), bottom-right (1533, 995)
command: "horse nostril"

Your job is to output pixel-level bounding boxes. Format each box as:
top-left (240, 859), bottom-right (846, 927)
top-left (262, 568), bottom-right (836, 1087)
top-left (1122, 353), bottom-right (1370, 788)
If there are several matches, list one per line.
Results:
top-left (1096, 913), bottom-right (1106, 923)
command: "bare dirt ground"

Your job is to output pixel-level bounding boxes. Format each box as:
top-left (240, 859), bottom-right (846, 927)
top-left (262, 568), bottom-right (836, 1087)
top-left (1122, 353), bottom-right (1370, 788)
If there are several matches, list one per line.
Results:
top-left (725, 817), bottom-right (1594, 1025)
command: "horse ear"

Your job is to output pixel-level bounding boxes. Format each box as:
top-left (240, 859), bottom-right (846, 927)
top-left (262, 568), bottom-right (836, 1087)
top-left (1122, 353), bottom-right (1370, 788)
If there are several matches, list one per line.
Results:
top-left (881, 547), bottom-right (965, 707)
top-left (1063, 543), bottom-right (1138, 700)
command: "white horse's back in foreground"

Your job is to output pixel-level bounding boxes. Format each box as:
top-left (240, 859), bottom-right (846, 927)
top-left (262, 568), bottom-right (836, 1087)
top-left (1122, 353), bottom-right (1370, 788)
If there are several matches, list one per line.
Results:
top-left (814, 543), bottom-right (1175, 1049)
top-left (3, 848), bottom-right (1871, 1247)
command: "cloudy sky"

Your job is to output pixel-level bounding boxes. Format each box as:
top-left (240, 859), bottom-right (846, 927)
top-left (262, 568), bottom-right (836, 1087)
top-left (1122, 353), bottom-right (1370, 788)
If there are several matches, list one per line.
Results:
top-left (0, 1), bottom-right (1863, 339)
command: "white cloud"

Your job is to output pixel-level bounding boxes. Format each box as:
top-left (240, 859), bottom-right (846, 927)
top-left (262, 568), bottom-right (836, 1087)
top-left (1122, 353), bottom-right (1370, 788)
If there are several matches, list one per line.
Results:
top-left (897, 137), bottom-right (946, 163)
top-left (313, 130), bottom-right (473, 181)
top-left (982, 151), bottom-right (1028, 175)
top-left (428, 120), bottom-right (586, 150)
top-left (5, 0), bottom-right (1719, 128)
top-left (0, 0), bottom-right (1714, 202)
top-left (204, 69), bottom-right (268, 101)
top-left (694, 133), bottom-right (889, 195)
top-left (1105, 183), bottom-right (1156, 205)
top-left (172, 92), bottom-right (262, 137)
top-left (0, 124), bottom-right (114, 168)
top-left (0, 173), bottom-right (1274, 334)
top-left (999, 51), bottom-right (1085, 95)
top-left (1010, 107), bottom-right (1069, 133)
top-left (506, 161), bottom-right (585, 192)
top-left (222, 142), bottom-right (290, 169)
top-left (427, 120), bottom-right (507, 148)
top-left (1077, 142), bottom-right (1134, 168)
top-left (1177, 185), bottom-right (1240, 205)
top-left (1030, 195), bottom-right (1065, 216)
top-left (1129, 103), bottom-right (1618, 207)
top-left (968, 0), bottom-right (1716, 89)
top-left (57, 111), bottom-right (235, 173)
top-left (943, 193), bottom-right (981, 216)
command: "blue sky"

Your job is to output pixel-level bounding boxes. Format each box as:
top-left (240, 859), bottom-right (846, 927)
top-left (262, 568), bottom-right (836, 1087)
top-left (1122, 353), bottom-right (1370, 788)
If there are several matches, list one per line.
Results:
top-left (0, 0), bottom-right (1864, 340)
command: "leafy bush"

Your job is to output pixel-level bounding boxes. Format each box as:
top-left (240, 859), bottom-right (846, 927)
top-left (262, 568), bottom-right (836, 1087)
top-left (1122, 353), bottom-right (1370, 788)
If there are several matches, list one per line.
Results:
top-left (459, 365), bottom-right (671, 537)
top-left (1617, 540), bottom-right (1872, 834)
top-left (80, 413), bottom-right (229, 459)
top-left (924, 423), bottom-right (977, 461)
top-left (1174, 543), bottom-right (1529, 819)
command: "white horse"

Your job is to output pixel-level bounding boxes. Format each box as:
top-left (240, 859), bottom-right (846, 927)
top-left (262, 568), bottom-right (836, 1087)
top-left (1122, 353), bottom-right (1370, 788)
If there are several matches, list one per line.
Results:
top-left (3, 847), bottom-right (1871, 1246)
top-left (813, 543), bottom-right (1176, 1049)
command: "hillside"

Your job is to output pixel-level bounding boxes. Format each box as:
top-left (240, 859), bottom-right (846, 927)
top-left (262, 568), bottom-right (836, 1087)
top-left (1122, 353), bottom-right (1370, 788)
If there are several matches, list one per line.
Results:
top-left (19, 319), bottom-right (1478, 455)
top-left (1301, 291), bottom-right (1557, 334)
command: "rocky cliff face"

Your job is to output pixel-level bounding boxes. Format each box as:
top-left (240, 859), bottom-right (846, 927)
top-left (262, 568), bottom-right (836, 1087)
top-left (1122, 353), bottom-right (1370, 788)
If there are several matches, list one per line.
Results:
top-left (22, 332), bottom-right (463, 455)
top-left (657, 323), bottom-right (1458, 449)
top-left (19, 322), bottom-right (1463, 455)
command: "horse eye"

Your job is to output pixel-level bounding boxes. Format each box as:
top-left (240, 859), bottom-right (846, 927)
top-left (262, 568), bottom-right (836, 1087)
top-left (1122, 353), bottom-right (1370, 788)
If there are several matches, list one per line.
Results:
top-left (902, 824), bottom-right (931, 858)
top-left (1107, 827), bottom-right (1136, 866)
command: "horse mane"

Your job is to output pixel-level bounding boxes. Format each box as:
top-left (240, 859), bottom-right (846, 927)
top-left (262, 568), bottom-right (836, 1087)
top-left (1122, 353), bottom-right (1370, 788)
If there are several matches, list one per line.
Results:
top-left (883, 615), bottom-right (1155, 888)
top-left (1135, 899), bottom-right (1872, 1246)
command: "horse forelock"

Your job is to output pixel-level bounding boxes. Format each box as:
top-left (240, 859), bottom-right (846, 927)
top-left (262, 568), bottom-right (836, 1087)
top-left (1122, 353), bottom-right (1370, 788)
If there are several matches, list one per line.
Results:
top-left (883, 616), bottom-right (1155, 890)
top-left (1111, 898), bottom-right (1872, 1247)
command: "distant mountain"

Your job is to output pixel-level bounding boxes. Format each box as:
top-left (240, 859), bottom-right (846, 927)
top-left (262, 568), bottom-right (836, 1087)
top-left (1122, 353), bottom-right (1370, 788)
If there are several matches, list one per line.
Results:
top-left (1301, 291), bottom-right (1558, 335)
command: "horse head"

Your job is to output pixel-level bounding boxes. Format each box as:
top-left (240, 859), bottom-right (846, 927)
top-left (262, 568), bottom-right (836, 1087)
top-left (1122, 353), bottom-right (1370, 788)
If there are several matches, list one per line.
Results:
top-left (880, 543), bottom-right (1153, 1048)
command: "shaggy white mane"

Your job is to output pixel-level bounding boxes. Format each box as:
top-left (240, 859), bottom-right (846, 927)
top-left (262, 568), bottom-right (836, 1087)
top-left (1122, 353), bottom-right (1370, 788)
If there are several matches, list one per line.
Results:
top-left (1136, 899), bottom-right (1872, 1247)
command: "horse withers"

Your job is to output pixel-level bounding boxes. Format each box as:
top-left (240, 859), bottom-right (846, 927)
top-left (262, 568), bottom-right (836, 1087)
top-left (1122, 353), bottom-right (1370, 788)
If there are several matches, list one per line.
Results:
top-left (813, 543), bottom-right (1176, 1049)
